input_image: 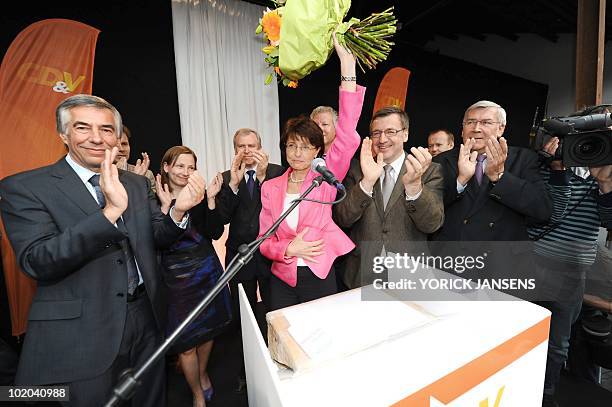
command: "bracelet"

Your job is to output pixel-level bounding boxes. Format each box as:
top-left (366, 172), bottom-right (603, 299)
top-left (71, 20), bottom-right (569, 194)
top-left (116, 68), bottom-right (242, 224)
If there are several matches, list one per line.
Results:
top-left (341, 75), bottom-right (356, 82)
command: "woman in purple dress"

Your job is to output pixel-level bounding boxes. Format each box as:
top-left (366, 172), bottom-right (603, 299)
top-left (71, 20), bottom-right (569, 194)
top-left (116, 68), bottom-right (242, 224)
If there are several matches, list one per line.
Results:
top-left (156, 146), bottom-right (231, 407)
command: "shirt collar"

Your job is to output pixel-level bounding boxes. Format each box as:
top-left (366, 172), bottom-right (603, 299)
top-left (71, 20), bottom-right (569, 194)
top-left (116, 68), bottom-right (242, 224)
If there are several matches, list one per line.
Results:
top-left (388, 152), bottom-right (406, 176)
top-left (65, 154), bottom-right (98, 185)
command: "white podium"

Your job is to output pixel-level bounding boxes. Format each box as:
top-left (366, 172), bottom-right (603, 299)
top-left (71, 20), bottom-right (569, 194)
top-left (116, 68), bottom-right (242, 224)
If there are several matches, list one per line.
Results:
top-left (239, 284), bottom-right (550, 407)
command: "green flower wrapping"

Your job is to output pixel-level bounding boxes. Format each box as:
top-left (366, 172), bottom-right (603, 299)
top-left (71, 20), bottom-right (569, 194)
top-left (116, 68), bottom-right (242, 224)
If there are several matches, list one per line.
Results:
top-left (278, 0), bottom-right (351, 81)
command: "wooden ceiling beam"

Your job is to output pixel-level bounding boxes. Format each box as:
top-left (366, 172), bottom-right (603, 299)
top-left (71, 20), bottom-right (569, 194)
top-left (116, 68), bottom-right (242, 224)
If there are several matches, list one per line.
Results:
top-left (576, 0), bottom-right (606, 109)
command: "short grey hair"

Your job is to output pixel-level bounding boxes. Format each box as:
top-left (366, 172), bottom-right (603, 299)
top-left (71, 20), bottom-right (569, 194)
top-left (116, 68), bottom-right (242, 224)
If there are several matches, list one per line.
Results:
top-left (232, 128), bottom-right (262, 148)
top-left (56, 94), bottom-right (122, 136)
top-left (464, 100), bottom-right (507, 126)
top-left (310, 106), bottom-right (338, 125)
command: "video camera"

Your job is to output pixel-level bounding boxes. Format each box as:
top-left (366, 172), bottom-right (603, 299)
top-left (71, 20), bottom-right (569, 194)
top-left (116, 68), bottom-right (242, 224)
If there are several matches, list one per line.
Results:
top-left (531, 108), bottom-right (612, 167)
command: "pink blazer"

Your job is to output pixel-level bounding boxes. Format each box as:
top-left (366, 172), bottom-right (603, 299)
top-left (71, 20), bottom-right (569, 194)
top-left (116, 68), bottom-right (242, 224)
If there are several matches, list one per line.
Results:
top-left (259, 85), bottom-right (366, 287)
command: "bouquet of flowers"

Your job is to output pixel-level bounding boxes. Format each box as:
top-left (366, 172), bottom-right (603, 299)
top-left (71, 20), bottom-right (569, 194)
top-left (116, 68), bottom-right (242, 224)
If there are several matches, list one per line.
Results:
top-left (256, 0), bottom-right (397, 87)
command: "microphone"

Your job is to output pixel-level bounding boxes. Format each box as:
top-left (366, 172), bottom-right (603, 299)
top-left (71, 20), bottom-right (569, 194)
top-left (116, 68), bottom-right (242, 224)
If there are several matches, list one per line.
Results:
top-left (311, 158), bottom-right (345, 190)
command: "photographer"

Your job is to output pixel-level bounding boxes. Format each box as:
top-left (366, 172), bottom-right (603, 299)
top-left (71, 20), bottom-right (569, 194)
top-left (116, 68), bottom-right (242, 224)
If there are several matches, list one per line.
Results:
top-left (528, 107), bottom-right (612, 407)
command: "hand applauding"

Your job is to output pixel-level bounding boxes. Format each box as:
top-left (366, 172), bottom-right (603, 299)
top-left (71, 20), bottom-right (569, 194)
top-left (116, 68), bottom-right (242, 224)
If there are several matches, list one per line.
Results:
top-left (360, 137), bottom-right (384, 192)
top-left (402, 147), bottom-right (431, 196)
top-left (100, 148), bottom-right (128, 223)
top-left (173, 171), bottom-right (206, 222)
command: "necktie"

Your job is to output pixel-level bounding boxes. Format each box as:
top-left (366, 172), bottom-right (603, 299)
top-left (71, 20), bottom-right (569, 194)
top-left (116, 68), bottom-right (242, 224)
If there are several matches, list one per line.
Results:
top-left (89, 174), bottom-right (106, 208)
top-left (88, 175), bottom-right (139, 295)
top-left (246, 170), bottom-right (255, 197)
top-left (382, 165), bottom-right (394, 209)
top-left (475, 154), bottom-right (486, 185)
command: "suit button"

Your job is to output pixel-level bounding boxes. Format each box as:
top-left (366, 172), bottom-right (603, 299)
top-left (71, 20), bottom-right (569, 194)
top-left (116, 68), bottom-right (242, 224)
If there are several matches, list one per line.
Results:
top-left (463, 219), bottom-right (469, 224)
top-left (117, 259), bottom-right (124, 265)
top-left (382, 229), bottom-right (388, 234)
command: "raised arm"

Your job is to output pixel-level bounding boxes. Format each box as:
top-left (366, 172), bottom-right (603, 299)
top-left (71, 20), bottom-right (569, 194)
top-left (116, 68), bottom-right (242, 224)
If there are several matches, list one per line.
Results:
top-left (324, 34), bottom-right (365, 181)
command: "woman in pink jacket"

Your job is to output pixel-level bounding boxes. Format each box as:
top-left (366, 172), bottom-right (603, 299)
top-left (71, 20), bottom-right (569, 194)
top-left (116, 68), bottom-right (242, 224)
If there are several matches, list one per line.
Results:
top-left (259, 36), bottom-right (365, 310)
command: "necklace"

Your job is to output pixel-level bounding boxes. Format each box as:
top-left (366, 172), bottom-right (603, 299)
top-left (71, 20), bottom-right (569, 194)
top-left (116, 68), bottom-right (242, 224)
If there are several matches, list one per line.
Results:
top-left (289, 172), bottom-right (305, 183)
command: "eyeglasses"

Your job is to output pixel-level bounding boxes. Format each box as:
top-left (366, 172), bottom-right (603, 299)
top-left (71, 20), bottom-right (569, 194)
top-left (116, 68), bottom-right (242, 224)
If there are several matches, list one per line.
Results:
top-left (286, 143), bottom-right (316, 153)
top-left (370, 128), bottom-right (405, 139)
top-left (462, 119), bottom-right (500, 128)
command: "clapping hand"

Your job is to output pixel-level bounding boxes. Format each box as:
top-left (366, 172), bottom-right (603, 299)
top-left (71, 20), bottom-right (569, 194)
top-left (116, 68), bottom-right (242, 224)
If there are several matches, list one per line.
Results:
top-left (116, 156), bottom-right (128, 171)
top-left (252, 150), bottom-right (270, 183)
top-left (100, 147), bottom-right (128, 223)
top-left (155, 174), bottom-right (173, 215)
top-left (133, 152), bottom-right (151, 176)
top-left (402, 147), bottom-right (431, 196)
top-left (173, 171), bottom-right (206, 222)
top-left (207, 172), bottom-right (223, 200)
top-left (360, 137), bottom-right (384, 192)
top-left (229, 151), bottom-right (246, 192)
top-left (457, 138), bottom-right (478, 185)
top-left (484, 136), bottom-right (507, 182)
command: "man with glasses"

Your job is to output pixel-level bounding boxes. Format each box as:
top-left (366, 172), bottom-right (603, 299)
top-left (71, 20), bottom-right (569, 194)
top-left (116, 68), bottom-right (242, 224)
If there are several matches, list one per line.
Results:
top-left (335, 106), bottom-right (445, 289)
top-left (431, 100), bottom-right (551, 244)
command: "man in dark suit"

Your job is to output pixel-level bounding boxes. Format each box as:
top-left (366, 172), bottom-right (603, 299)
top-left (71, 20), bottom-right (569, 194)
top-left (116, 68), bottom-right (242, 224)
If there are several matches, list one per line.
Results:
top-left (0, 94), bottom-right (204, 406)
top-left (432, 100), bottom-right (551, 241)
top-left (335, 106), bottom-right (445, 289)
top-left (431, 100), bottom-right (552, 284)
top-left (216, 128), bottom-right (283, 391)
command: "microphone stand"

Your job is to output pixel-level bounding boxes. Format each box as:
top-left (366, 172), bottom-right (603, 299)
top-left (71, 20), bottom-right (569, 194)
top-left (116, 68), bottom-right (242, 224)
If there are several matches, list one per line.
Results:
top-left (104, 176), bottom-right (325, 407)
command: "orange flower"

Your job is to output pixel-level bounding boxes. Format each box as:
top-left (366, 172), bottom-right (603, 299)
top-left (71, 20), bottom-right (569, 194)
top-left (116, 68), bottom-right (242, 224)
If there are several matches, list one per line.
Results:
top-left (288, 81), bottom-right (298, 88)
top-left (274, 66), bottom-right (282, 75)
top-left (261, 10), bottom-right (281, 44)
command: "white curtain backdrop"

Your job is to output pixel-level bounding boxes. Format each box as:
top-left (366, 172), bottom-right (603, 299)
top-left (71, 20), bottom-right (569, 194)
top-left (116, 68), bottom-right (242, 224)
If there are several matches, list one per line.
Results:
top-left (171, 0), bottom-right (281, 179)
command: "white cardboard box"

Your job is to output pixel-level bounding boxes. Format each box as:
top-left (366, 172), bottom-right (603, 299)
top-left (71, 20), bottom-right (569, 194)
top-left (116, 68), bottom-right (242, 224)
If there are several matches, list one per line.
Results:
top-left (242, 284), bottom-right (551, 407)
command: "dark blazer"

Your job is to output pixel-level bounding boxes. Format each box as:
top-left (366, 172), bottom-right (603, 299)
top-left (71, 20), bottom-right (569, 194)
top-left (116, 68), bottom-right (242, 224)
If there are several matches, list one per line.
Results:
top-left (0, 158), bottom-right (184, 385)
top-left (432, 146), bottom-right (552, 241)
top-left (216, 164), bottom-right (284, 279)
top-left (430, 146), bottom-right (552, 284)
top-left (334, 157), bottom-right (445, 289)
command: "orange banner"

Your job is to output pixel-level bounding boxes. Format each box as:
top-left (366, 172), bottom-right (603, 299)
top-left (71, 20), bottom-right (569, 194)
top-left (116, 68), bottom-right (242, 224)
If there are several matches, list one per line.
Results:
top-left (373, 67), bottom-right (411, 114)
top-left (0, 19), bottom-right (100, 336)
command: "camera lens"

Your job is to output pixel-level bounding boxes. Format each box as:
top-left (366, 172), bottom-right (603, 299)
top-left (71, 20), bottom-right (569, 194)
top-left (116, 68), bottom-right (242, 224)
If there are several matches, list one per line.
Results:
top-left (573, 136), bottom-right (604, 160)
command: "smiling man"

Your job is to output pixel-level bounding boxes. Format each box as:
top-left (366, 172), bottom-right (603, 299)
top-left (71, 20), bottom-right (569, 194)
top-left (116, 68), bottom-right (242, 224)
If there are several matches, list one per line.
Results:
top-left (432, 100), bottom-right (551, 242)
top-left (334, 106), bottom-right (445, 289)
top-left (0, 94), bottom-right (204, 406)
top-left (431, 99), bottom-right (552, 287)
